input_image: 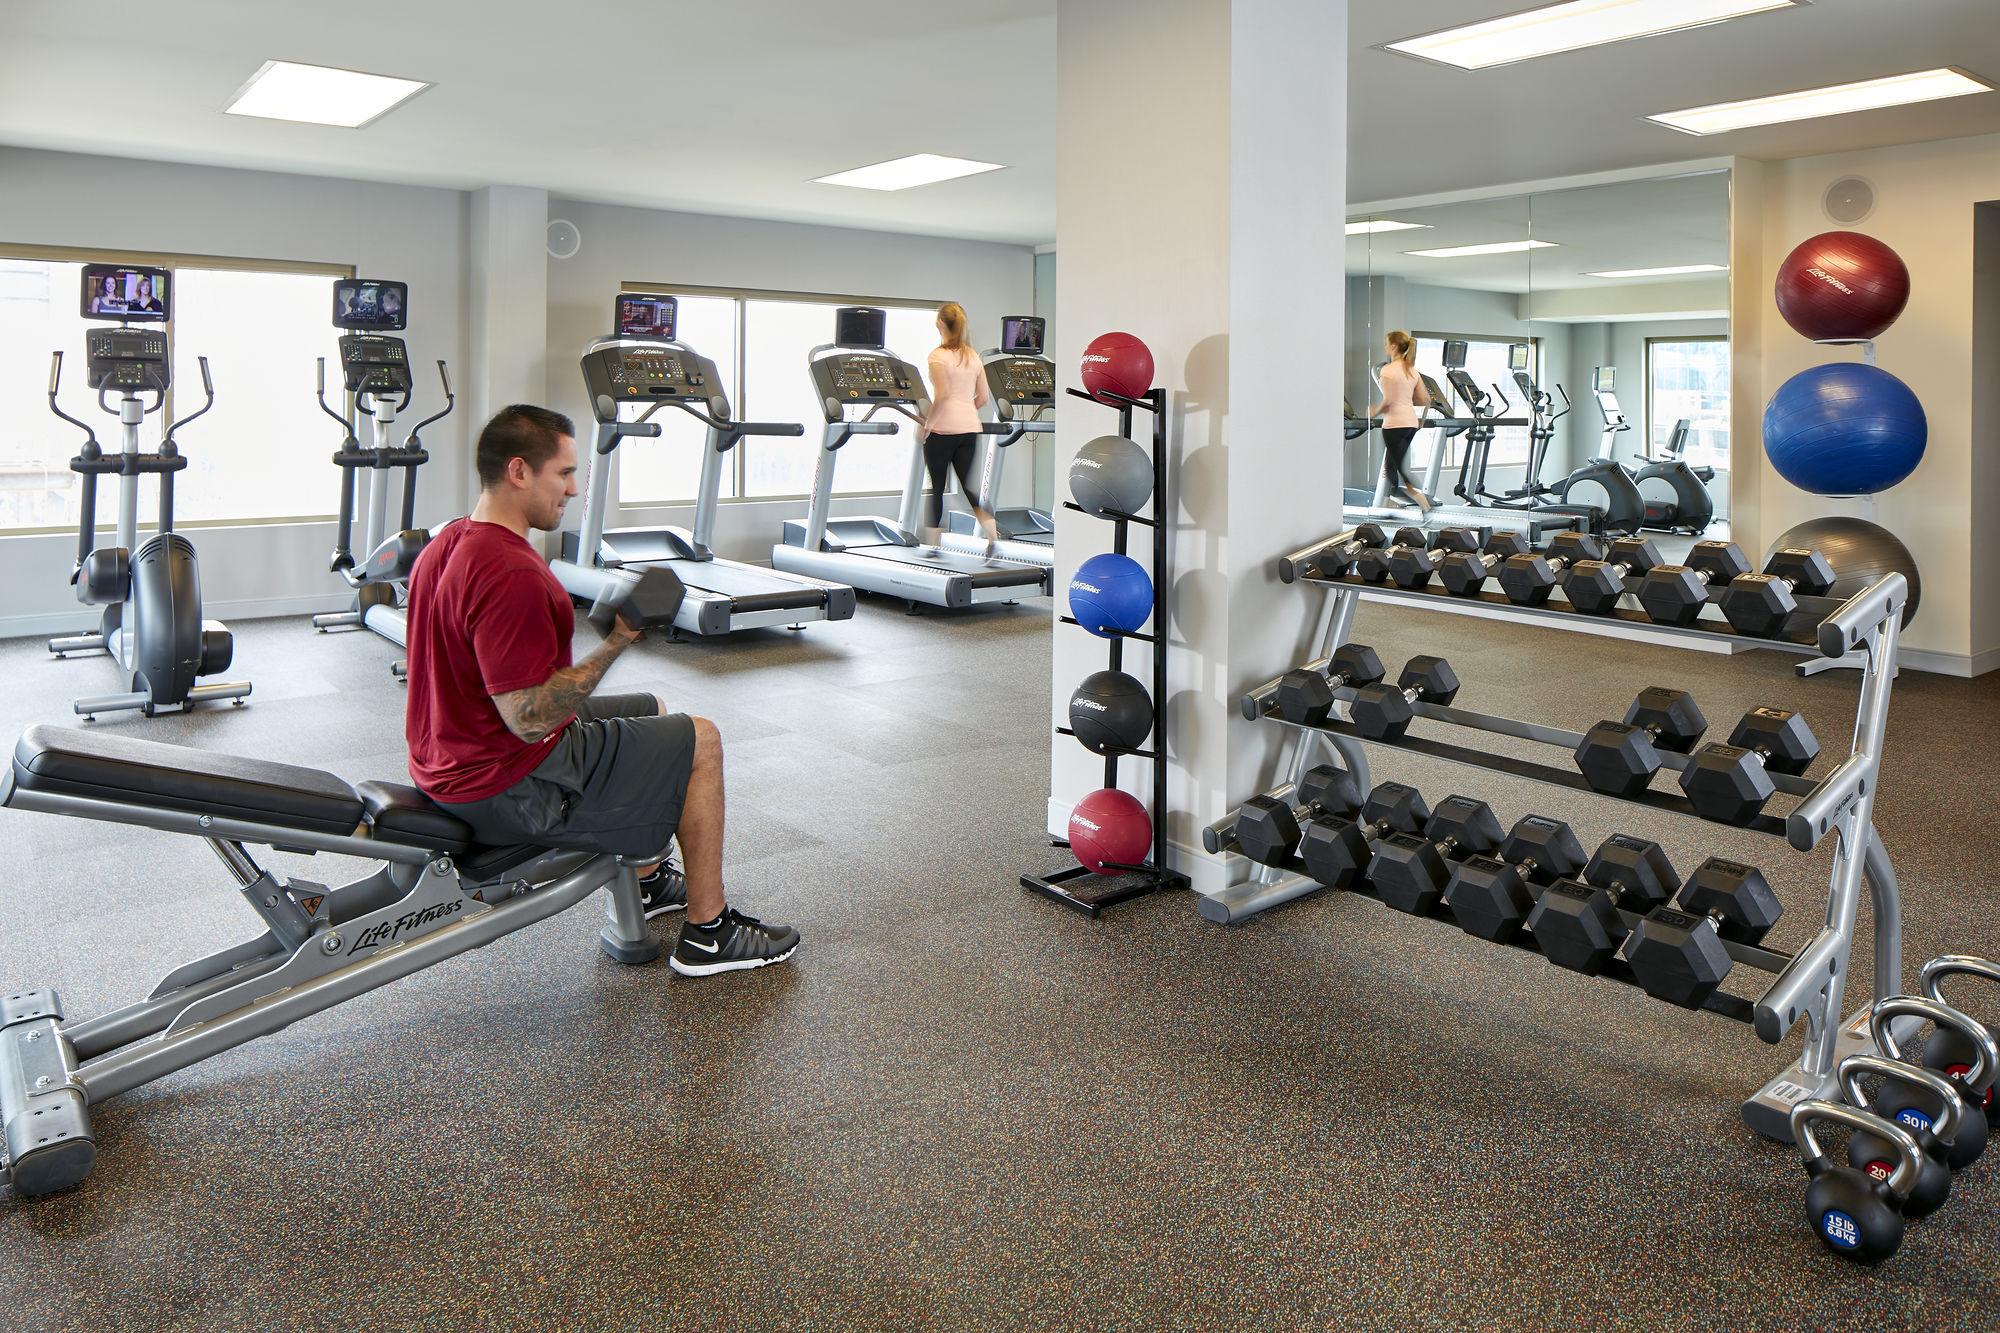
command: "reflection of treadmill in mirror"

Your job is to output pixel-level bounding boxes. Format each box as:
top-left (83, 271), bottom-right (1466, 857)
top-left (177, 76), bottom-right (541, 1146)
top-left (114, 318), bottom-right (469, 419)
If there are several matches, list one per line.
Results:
top-left (940, 315), bottom-right (1056, 568)
top-left (774, 307), bottom-right (1052, 610)
top-left (554, 292), bottom-right (858, 636)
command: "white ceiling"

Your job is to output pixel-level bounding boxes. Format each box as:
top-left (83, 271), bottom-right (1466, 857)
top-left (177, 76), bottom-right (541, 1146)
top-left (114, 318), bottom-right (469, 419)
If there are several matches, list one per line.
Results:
top-left (1, 1), bottom-right (1997, 247)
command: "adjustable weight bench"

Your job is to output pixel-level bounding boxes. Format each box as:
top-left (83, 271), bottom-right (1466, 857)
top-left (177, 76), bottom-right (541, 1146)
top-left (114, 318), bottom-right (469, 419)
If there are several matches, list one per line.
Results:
top-left (0, 724), bottom-right (661, 1198)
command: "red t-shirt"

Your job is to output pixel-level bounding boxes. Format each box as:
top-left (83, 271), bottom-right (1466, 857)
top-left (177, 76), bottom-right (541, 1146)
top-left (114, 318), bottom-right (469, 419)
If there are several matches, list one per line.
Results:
top-left (405, 518), bottom-right (576, 802)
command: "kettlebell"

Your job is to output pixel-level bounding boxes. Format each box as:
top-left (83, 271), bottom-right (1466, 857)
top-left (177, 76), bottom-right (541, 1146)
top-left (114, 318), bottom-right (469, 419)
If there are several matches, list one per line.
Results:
top-left (1918, 954), bottom-right (2000, 1128)
top-left (1870, 995), bottom-right (1994, 1171)
top-left (1838, 1053), bottom-right (1961, 1219)
top-left (1791, 1099), bottom-right (1924, 1265)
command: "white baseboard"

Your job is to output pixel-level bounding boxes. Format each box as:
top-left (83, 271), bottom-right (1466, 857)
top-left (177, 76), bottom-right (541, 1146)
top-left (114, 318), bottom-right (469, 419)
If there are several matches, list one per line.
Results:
top-left (1895, 646), bottom-right (1996, 678)
top-left (1, 595), bottom-right (342, 641)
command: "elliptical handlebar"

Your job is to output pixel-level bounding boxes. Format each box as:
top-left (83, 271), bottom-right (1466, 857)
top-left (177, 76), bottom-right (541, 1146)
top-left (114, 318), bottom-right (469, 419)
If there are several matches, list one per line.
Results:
top-left (1549, 383), bottom-right (1571, 423)
top-left (315, 358), bottom-right (360, 445)
top-left (402, 359), bottom-right (456, 451)
top-left (162, 356), bottom-right (217, 456)
top-left (47, 351), bottom-right (101, 457)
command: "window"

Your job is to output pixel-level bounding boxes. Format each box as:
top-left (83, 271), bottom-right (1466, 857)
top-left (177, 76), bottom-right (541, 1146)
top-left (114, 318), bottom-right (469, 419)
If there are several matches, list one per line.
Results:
top-left (618, 285), bottom-right (941, 504)
top-left (1413, 334), bottom-right (1535, 466)
top-left (0, 252), bottom-right (347, 534)
top-left (1646, 337), bottom-right (1731, 469)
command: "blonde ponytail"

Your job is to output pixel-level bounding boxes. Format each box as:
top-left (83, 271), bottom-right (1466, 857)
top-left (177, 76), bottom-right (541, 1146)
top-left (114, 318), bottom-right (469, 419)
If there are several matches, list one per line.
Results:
top-left (1386, 329), bottom-right (1417, 369)
top-left (937, 302), bottom-right (972, 362)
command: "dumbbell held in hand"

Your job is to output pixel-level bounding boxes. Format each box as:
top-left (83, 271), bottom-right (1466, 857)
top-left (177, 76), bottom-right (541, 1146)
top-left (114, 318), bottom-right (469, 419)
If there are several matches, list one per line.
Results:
top-left (585, 566), bottom-right (687, 636)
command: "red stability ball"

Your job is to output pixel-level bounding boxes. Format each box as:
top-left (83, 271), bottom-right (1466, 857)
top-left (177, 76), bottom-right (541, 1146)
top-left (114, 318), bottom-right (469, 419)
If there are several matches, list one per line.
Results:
top-left (1081, 331), bottom-right (1155, 402)
top-left (1068, 788), bottom-right (1152, 875)
top-left (1774, 231), bottom-right (1911, 343)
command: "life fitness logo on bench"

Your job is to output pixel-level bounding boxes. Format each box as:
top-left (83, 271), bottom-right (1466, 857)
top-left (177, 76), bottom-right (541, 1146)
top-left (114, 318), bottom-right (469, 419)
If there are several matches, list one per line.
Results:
top-left (347, 899), bottom-right (463, 956)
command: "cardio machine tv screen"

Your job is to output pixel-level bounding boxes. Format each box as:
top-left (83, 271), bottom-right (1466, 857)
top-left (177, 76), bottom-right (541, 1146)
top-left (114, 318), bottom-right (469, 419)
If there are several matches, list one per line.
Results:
top-left (333, 279), bottom-right (408, 331)
top-left (1508, 343), bottom-right (1530, 372)
top-left (615, 293), bottom-right (678, 340)
top-left (1000, 315), bottom-right (1045, 354)
top-left (835, 306), bottom-right (887, 349)
top-left (1594, 366), bottom-right (1616, 392)
top-left (80, 264), bottom-right (169, 321)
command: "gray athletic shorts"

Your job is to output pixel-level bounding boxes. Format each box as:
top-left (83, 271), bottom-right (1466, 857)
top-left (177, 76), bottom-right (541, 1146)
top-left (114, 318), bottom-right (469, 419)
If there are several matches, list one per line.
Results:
top-left (440, 694), bottom-right (697, 857)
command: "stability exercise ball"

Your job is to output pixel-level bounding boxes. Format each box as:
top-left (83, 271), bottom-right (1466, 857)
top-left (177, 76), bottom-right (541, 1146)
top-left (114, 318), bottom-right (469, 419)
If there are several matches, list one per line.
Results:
top-left (1081, 332), bottom-right (1154, 402)
top-left (1069, 670), bottom-right (1154, 754)
top-left (1069, 788), bottom-right (1151, 874)
top-left (1070, 434), bottom-right (1154, 517)
top-left (1069, 553), bottom-right (1153, 638)
top-left (1775, 232), bottom-right (1911, 342)
top-left (1767, 516), bottom-right (1921, 628)
top-left (1762, 363), bottom-right (1926, 496)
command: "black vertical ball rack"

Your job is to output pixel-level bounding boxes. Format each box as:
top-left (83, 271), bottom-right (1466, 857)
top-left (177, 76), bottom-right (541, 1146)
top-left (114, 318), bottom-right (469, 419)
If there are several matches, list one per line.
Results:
top-left (1021, 384), bottom-right (1186, 917)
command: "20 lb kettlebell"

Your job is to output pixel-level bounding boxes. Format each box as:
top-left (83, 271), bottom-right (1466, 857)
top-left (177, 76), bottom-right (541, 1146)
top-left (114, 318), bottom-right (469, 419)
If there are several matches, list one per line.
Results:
top-left (1791, 1099), bottom-right (1925, 1265)
top-left (1838, 1053), bottom-right (1962, 1219)
top-left (1870, 995), bottom-right (1995, 1171)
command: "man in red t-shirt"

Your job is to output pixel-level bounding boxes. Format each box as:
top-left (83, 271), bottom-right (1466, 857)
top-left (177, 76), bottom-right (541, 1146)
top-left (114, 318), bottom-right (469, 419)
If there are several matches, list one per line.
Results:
top-left (405, 404), bottom-right (798, 977)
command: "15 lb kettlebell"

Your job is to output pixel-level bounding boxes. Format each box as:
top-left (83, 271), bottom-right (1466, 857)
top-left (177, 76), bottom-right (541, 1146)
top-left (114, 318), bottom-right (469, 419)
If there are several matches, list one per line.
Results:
top-left (1918, 954), bottom-right (2000, 1129)
top-left (1870, 995), bottom-right (1995, 1171)
top-left (1791, 1099), bottom-right (1925, 1265)
top-left (1838, 1053), bottom-right (1961, 1219)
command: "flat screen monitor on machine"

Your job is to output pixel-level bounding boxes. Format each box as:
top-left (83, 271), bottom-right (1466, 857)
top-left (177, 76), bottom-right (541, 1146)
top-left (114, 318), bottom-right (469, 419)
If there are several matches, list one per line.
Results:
top-left (333, 279), bottom-right (409, 331)
top-left (1000, 315), bottom-right (1045, 354)
top-left (80, 264), bottom-right (170, 321)
top-left (615, 292), bottom-right (678, 340)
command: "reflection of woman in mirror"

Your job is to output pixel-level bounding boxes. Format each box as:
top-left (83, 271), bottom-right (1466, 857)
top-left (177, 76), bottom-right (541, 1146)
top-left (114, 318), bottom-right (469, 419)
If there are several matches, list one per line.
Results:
top-left (1369, 329), bottom-right (1433, 514)
top-left (88, 273), bottom-right (126, 315)
top-left (128, 275), bottom-right (163, 313)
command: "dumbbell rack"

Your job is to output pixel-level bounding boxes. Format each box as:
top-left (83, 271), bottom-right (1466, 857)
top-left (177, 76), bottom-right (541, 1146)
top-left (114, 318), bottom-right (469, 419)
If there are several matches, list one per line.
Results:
top-left (1202, 525), bottom-right (1915, 1143)
top-left (1020, 385), bottom-right (1185, 917)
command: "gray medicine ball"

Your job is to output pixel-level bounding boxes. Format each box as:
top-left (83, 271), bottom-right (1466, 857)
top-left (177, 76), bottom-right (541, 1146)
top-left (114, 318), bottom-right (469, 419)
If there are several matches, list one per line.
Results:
top-left (1070, 434), bottom-right (1154, 518)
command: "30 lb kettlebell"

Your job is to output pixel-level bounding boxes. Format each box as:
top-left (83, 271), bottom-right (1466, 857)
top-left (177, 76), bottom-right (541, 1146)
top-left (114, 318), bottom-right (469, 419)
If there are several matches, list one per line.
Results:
top-left (1918, 954), bottom-right (2000, 1128)
top-left (1791, 1099), bottom-right (1925, 1265)
top-left (1870, 995), bottom-right (1995, 1170)
top-left (1838, 1053), bottom-right (1961, 1219)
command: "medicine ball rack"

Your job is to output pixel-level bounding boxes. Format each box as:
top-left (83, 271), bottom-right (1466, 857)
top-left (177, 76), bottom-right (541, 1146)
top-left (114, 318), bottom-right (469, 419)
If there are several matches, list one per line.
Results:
top-left (1022, 385), bottom-right (1184, 917)
top-left (1202, 523), bottom-right (1915, 1143)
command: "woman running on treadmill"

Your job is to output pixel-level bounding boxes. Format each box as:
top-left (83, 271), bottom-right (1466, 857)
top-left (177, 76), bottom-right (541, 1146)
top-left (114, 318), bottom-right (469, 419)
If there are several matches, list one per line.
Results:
top-left (1369, 329), bottom-right (1433, 515)
top-left (918, 302), bottom-right (1000, 551)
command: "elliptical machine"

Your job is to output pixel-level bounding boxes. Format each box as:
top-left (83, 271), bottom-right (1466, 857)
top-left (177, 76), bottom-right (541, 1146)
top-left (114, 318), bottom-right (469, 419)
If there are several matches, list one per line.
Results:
top-left (1593, 365), bottom-right (1714, 534)
top-left (1509, 347), bottom-right (1645, 536)
top-left (310, 279), bottom-right (454, 668)
top-left (46, 264), bottom-right (250, 720)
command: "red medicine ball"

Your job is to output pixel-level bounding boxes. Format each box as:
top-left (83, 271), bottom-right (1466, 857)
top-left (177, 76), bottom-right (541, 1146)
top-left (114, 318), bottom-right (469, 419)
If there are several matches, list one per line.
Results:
top-left (1081, 331), bottom-right (1155, 402)
top-left (1774, 231), bottom-right (1911, 343)
top-left (1068, 788), bottom-right (1151, 875)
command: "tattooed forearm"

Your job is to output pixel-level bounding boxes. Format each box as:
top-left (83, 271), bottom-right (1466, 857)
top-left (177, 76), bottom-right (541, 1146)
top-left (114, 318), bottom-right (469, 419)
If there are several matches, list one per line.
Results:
top-left (492, 640), bottom-right (627, 742)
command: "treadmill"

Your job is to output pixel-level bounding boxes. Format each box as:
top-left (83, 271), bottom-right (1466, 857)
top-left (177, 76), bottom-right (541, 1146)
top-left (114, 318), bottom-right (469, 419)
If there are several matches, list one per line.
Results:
top-left (553, 292), bottom-right (857, 635)
top-left (940, 315), bottom-right (1056, 567)
top-left (773, 306), bottom-right (1052, 610)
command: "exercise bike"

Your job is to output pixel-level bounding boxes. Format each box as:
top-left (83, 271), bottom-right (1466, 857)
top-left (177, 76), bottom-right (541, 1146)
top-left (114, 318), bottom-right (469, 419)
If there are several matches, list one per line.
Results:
top-left (310, 278), bottom-right (455, 671)
top-left (45, 264), bottom-right (251, 721)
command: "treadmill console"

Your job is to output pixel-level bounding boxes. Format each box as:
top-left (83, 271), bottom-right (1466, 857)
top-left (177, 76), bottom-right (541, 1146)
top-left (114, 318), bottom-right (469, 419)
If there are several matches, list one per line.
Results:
top-left (810, 350), bottom-right (919, 416)
top-left (580, 342), bottom-right (715, 411)
top-left (338, 333), bottom-right (414, 396)
top-left (83, 326), bottom-right (170, 393)
top-left (984, 354), bottom-right (1054, 407)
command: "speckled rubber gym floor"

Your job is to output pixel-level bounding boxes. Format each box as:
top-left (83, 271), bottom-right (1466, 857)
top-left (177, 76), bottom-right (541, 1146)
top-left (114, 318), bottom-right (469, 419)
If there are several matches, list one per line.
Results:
top-left (2, 596), bottom-right (1995, 1329)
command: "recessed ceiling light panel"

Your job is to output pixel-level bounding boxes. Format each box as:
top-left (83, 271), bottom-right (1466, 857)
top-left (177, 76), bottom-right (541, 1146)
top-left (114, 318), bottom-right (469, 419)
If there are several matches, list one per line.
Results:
top-left (1386, 0), bottom-right (1804, 71)
top-left (1346, 220), bottom-right (1432, 235)
top-left (1586, 264), bottom-right (1729, 277)
top-left (1648, 67), bottom-right (1995, 135)
top-left (812, 154), bottom-right (1007, 191)
top-left (224, 60), bottom-right (430, 128)
top-left (1405, 240), bottom-right (1559, 258)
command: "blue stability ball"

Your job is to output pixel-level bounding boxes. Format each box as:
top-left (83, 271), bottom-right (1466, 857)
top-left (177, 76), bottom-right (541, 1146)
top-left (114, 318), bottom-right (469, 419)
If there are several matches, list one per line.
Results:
top-left (1069, 553), bottom-right (1153, 638)
top-left (1762, 363), bottom-right (1927, 496)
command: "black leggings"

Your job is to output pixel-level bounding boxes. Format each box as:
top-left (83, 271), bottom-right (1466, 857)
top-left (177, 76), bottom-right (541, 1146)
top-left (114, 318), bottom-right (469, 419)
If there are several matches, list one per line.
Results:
top-left (1380, 426), bottom-right (1423, 499)
top-left (923, 432), bottom-right (981, 528)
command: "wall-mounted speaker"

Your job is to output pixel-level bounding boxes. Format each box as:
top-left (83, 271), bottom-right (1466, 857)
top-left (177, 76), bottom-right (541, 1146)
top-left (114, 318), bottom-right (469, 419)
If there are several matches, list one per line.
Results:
top-left (1822, 177), bottom-right (1876, 226)
top-left (547, 218), bottom-right (582, 260)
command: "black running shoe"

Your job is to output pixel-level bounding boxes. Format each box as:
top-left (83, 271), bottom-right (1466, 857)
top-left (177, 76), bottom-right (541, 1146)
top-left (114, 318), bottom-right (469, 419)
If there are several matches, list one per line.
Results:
top-left (670, 907), bottom-right (800, 977)
top-left (638, 862), bottom-right (687, 918)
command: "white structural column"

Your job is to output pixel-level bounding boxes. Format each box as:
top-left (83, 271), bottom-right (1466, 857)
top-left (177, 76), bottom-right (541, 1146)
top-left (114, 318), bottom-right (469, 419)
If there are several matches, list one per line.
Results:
top-left (466, 185), bottom-right (552, 508)
top-left (1051, 0), bottom-right (1348, 892)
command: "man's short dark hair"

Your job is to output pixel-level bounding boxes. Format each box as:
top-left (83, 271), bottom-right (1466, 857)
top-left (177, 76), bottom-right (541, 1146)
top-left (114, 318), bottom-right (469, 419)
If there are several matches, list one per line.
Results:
top-left (476, 405), bottom-right (574, 488)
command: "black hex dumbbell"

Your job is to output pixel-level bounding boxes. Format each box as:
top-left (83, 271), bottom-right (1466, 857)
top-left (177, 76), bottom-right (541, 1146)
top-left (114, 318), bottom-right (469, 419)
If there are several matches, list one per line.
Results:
top-left (1527, 835), bottom-right (1679, 976)
top-left (1228, 763), bottom-right (1364, 865)
top-left (1348, 655), bottom-right (1461, 740)
top-left (1353, 527), bottom-right (1434, 585)
top-left (1622, 856), bottom-right (1782, 1008)
top-left (1680, 706), bottom-right (1819, 825)
top-left (1562, 536), bottom-right (1663, 615)
top-left (1310, 522), bottom-right (1391, 578)
top-left (1298, 781), bottom-right (1431, 889)
top-left (1572, 686), bottom-right (1708, 797)
top-left (1497, 532), bottom-right (1608, 606)
top-left (1637, 540), bottom-right (1754, 627)
top-left (1719, 547), bottom-right (1837, 638)
top-left (1443, 814), bottom-right (1587, 943)
top-left (1368, 796), bottom-right (1507, 915)
top-left (1438, 531), bottom-right (1531, 597)
top-left (1274, 643), bottom-right (1387, 725)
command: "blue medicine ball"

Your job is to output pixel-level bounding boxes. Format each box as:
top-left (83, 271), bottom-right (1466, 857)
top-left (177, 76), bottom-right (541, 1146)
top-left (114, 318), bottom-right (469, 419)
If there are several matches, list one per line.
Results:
top-left (1069, 553), bottom-right (1153, 638)
top-left (1763, 363), bottom-right (1927, 496)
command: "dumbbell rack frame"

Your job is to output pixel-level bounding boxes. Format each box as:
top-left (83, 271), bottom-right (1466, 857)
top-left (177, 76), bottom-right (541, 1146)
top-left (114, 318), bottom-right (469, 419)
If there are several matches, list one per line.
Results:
top-left (1202, 525), bottom-right (1914, 1143)
top-left (1020, 385), bottom-right (1186, 917)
